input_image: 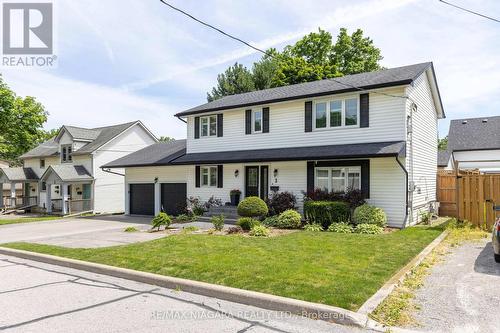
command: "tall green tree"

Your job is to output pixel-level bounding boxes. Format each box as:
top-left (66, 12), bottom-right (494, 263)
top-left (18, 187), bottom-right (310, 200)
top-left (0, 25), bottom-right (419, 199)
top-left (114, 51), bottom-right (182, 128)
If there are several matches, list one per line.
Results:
top-left (207, 63), bottom-right (255, 102)
top-left (438, 137), bottom-right (448, 151)
top-left (207, 28), bottom-right (383, 101)
top-left (0, 75), bottom-right (48, 164)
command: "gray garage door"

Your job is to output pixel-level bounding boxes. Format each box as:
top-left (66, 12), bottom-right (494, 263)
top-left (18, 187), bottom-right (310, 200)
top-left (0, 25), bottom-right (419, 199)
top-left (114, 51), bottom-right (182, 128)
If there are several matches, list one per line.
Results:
top-left (129, 184), bottom-right (154, 215)
top-left (161, 183), bottom-right (187, 216)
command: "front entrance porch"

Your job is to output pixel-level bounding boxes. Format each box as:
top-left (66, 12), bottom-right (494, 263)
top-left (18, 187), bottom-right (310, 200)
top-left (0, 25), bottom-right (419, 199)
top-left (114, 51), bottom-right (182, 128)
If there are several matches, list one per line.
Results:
top-left (40, 165), bottom-right (94, 215)
top-left (0, 167), bottom-right (39, 212)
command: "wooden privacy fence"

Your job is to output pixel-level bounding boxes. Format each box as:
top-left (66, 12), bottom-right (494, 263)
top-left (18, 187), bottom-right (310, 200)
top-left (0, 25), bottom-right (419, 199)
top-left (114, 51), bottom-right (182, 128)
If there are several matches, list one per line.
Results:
top-left (437, 173), bottom-right (500, 229)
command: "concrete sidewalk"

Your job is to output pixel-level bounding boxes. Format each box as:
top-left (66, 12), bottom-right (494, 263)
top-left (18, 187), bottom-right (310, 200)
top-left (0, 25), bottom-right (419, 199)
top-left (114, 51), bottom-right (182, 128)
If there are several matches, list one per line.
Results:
top-left (0, 253), bottom-right (368, 333)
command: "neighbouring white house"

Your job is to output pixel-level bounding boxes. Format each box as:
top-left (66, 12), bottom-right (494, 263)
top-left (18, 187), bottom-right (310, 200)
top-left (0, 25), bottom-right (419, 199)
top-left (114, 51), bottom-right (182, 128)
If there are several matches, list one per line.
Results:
top-left (0, 159), bottom-right (22, 205)
top-left (438, 116), bottom-right (500, 173)
top-left (0, 121), bottom-right (157, 214)
top-left (103, 63), bottom-right (445, 228)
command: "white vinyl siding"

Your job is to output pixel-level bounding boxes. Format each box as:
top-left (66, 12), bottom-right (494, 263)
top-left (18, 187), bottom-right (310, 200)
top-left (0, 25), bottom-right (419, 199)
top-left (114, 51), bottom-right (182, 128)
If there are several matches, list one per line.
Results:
top-left (405, 71), bottom-right (439, 225)
top-left (186, 87), bottom-right (407, 153)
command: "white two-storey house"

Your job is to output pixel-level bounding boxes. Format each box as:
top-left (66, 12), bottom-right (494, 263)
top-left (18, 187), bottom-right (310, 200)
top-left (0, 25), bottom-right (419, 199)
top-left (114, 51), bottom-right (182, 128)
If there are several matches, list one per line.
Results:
top-left (104, 63), bottom-right (445, 227)
top-left (0, 121), bottom-right (157, 215)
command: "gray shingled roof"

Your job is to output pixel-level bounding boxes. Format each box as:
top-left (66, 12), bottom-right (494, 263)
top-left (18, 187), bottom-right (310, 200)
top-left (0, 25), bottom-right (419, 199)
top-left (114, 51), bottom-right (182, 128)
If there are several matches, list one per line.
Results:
top-left (438, 148), bottom-right (451, 167)
top-left (64, 126), bottom-right (100, 141)
top-left (102, 140), bottom-right (186, 168)
top-left (0, 167), bottom-right (39, 181)
top-left (41, 165), bottom-right (93, 182)
top-left (447, 116), bottom-right (500, 152)
top-left (176, 62), bottom-right (433, 116)
top-left (20, 121), bottom-right (139, 159)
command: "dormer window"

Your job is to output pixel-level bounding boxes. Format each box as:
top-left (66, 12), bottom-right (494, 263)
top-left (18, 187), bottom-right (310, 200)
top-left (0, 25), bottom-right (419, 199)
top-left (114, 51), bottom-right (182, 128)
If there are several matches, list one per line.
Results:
top-left (61, 144), bottom-right (72, 163)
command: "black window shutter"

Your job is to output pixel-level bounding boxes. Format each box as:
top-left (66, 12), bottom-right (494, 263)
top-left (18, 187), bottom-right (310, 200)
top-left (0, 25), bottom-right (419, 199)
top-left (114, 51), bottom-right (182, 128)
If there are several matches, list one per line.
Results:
top-left (360, 160), bottom-right (370, 198)
top-left (306, 161), bottom-right (315, 193)
top-left (217, 165), bottom-right (223, 188)
top-left (305, 101), bottom-right (312, 132)
top-left (360, 93), bottom-right (369, 128)
top-left (217, 114), bottom-right (223, 137)
top-left (194, 117), bottom-right (200, 139)
top-left (195, 166), bottom-right (200, 188)
top-left (262, 107), bottom-right (269, 133)
top-left (245, 109), bottom-right (252, 134)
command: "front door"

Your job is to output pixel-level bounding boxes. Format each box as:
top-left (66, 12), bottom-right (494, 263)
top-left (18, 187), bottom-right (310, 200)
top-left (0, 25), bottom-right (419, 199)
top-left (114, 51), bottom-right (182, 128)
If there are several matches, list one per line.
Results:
top-left (82, 184), bottom-right (91, 200)
top-left (245, 166), bottom-right (269, 200)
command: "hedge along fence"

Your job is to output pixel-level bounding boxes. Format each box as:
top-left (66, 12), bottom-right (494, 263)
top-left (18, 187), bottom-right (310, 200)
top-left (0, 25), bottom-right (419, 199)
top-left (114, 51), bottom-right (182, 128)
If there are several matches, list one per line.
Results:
top-left (304, 201), bottom-right (350, 229)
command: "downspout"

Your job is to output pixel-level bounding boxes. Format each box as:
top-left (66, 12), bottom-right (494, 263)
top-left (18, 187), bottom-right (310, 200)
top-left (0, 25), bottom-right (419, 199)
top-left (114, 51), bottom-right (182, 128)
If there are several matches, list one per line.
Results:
top-left (395, 156), bottom-right (409, 228)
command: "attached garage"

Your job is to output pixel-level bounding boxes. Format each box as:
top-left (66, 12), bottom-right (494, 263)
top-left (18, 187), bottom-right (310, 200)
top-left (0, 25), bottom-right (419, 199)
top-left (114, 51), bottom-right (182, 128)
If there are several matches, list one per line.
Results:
top-left (161, 183), bottom-right (187, 216)
top-left (129, 183), bottom-right (154, 215)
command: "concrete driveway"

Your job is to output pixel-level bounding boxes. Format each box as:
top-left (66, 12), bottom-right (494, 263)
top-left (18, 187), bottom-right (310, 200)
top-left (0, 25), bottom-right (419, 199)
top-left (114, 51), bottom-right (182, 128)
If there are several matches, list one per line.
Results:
top-left (410, 238), bottom-right (500, 333)
top-left (0, 253), bottom-right (367, 333)
top-left (0, 215), bottom-right (231, 248)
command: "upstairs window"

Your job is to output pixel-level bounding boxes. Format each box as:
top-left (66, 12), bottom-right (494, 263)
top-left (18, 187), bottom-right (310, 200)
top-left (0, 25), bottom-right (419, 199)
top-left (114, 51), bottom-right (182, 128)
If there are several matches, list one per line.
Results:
top-left (314, 97), bottom-right (359, 129)
top-left (200, 115), bottom-right (217, 137)
top-left (314, 166), bottom-right (361, 193)
top-left (253, 110), bottom-right (262, 133)
top-left (40, 159), bottom-right (45, 168)
top-left (201, 166), bottom-right (217, 187)
top-left (61, 145), bottom-right (72, 163)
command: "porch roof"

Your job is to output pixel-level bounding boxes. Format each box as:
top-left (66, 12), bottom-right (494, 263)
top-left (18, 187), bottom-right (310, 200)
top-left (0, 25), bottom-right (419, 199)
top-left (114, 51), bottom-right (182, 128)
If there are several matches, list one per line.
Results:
top-left (40, 165), bottom-right (93, 182)
top-left (0, 167), bottom-right (39, 182)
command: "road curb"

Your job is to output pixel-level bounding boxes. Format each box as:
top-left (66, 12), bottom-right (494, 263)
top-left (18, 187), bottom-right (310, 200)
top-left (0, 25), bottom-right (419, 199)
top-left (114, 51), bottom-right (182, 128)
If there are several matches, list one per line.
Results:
top-left (357, 228), bottom-right (450, 315)
top-left (0, 246), bottom-right (385, 330)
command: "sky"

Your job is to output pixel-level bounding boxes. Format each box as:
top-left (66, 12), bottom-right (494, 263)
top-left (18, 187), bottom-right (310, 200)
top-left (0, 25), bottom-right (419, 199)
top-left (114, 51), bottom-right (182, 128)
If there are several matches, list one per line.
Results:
top-left (2, 0), bottom-right (499, 139)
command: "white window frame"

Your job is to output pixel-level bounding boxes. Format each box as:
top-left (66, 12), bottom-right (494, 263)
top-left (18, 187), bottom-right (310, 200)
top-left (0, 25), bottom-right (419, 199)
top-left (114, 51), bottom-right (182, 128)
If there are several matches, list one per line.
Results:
top-left (200, 166), bottom-right (218, 187)
top-left (61, 145), bottom-right (73, 163)
top-left (314, 166), bottom-right (361, 193)
top-left (200, 115), bottom-right (218, 138)
top-left (252, 109), bottom-right (263, 134)
top-left (313, 96), bottom-right (360, 130)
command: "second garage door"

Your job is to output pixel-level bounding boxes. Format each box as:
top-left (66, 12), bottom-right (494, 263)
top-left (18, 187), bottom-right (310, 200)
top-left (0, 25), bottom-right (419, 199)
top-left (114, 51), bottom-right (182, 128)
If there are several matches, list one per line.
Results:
top-left (161, 183), bottom-right (187, 216)
top-left (129, 183), bottom-right (154, 215)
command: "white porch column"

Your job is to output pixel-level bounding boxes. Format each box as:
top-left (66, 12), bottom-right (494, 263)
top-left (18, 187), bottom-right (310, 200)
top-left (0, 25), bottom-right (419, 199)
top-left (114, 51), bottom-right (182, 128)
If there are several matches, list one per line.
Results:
top-left (46, 184), bottom-right (52, 213)
top-left (0, 182), bottom-right (4, 208)
top-left (154, 182), bottom-right (161, 216)
top-left (10, 182), bottom-right (16, 206)
top-left (62, 183), bottom-right (68, 215)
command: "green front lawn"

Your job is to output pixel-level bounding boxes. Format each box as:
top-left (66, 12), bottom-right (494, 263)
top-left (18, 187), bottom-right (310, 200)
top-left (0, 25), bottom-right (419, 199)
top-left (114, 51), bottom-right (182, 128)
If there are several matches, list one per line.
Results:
top-left (3, 225), bottom-right (444, 311)
top-left (0, 216), bottom-right (61, 225)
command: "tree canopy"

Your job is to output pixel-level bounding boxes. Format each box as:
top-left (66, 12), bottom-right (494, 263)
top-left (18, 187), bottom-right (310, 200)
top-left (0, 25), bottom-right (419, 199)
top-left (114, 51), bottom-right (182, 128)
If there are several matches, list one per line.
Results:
top-left (207, 28), bottom-right (383, 101)
top-left (0, 75), bottom-right (50, 164)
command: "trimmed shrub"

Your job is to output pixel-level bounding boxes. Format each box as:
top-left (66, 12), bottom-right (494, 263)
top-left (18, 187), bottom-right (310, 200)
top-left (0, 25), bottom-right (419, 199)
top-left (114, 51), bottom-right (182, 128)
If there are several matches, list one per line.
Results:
top-left (354, 223), bottom-right (383, 234)
top-left (276, 209), bottom-right (302, 229)
top-left (266, 192), bottom-right (297, 216)
top-left (124, 226), bottom-right (139, 232)
top-left (303, 201), bottom-right (350, 229)
top-left (237, 196), bottom-right (268, 217)
top-left (151, 212), bottom-right (172, 230)
top-left (211, 214), bottom-right (225, 231)
top-left (249, 225), bottom-right (270, 237)
top-left (352, 204), bottom-right (387, 227)
top-left (303, 223), bottom-right (323, 232)
top-left (327, 222), bottom-right (354, 233)
top-left (262, 215), bottom-right (279, 227)
top-left (236, 217), bottom-right (261, 231)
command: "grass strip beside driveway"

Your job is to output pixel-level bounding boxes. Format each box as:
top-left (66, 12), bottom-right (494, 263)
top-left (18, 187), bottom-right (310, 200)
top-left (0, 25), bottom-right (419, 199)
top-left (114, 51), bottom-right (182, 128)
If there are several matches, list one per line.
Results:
top-left (3, 225), bottom-right (444, 311)
top-left (0, 216), bottom-right (61, 225)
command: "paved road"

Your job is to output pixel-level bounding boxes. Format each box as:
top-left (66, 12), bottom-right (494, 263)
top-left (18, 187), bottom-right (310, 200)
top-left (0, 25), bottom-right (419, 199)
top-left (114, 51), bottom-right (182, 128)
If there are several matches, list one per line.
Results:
top-left (0, 254), bottom-right (367, 333)
top-left (411, 238), bottom-right (500, 333)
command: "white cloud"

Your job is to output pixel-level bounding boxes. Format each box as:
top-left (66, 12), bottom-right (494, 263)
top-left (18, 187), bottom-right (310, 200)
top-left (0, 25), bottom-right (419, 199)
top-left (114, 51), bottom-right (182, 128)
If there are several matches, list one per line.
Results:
top-left (2, 69), bottom-right (187, 139)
